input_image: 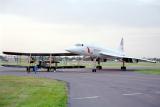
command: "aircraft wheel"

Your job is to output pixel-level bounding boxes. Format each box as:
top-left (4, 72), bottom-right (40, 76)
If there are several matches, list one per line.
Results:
top-left (26, 67), bottom-right (31, 73)
top-left (96, 66), bottom-right (102, 70)
top-left (99, 66), bottom-right (102, 69)
top-left (26, 67), bottom-right (29, 71)
top-left (121, 66), bottom-right (126, 71)
top-left (47, 68), bottom-right (51, 72)
top-left (92, 69), bottom-right (97, 72)
top-left (92, 69), bottom-right (94, 72)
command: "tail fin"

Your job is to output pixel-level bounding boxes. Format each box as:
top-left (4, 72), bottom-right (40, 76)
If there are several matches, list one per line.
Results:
top-left (118, 38), bottom-right (124, 52)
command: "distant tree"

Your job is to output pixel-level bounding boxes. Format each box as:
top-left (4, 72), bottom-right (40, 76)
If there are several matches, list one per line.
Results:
top-left (0, 55), bottom-right (8, 62)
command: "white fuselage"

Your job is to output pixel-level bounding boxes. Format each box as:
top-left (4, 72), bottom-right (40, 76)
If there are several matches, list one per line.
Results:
top-left (66, 43), bottom-right (125, 58)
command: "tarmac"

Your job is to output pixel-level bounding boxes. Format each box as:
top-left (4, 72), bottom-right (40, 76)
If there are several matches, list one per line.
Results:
top-left (0, 66), bottom-right (160, 107)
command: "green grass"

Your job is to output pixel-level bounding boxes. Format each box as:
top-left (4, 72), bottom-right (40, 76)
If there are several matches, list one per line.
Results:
top-left (0, 76), bottom-right (68, 107)
top-left (136, 69), bottom-right (160, 75)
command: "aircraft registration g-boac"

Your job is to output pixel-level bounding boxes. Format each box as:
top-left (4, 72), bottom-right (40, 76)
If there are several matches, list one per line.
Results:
top-left (3, 38), bottom-right (155, 72)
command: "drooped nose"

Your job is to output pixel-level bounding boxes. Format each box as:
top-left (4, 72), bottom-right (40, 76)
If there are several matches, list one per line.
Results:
top-left (66, 46), bottom-right (78, 53)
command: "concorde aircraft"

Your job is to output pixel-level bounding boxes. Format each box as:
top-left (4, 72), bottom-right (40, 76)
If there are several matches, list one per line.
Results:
top-left (66, 38), bottom-right (155, 72)
top-left (3, 38), bottom-right (155, 72)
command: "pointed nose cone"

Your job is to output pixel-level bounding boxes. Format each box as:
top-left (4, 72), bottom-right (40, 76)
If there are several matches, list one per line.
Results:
top-left (66, 46), bottom-right (77, 53)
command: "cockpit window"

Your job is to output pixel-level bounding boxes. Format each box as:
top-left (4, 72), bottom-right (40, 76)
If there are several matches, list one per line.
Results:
top-left (75, 44), bottom-right (84, 46)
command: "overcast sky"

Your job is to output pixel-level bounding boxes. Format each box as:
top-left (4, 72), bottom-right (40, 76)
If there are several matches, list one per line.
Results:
top-left (0, 0), bottom-right (160, 57)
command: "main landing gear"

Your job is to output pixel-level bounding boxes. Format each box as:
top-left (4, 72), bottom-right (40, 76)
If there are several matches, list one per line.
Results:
top-left (121, 60), bottom-right (126, 71)
top-left (92, 58), bottom-right (102, 72)
top-left (92, 69), bottom-right (97, 72)
top-left (121, 66), bottom-right (126, 70)
top-left (96, 66), bottom-right (102, 70)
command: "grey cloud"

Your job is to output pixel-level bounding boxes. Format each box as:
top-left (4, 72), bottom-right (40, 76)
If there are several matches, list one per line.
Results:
top-left (0, 0), bottom-right (160, 27)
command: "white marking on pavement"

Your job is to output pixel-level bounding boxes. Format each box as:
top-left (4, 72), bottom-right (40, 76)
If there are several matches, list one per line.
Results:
top-left (72, 96), bottom-right (99, 100)
top-left (107, 74), bottom-right (160, 81)
top-left (123, 93), bottom-right (143, 96)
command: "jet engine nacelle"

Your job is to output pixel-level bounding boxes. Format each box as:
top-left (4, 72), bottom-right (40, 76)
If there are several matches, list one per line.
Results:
top-left (123, 58), bottom-right (133, 63)
top-left (102, 58), bottom-right (107, 62)
top-left (96, 58), bottom-right (107, 62)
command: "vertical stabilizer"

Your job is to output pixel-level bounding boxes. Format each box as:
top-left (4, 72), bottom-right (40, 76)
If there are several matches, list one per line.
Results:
top-left (118, 38), bottom-right (124, 52)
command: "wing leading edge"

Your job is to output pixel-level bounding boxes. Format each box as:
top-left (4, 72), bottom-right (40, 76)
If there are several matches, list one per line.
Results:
top-left (100, 51), bottom-right (156, 63)
top-left (3, 51), bottom-right (79, 56)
